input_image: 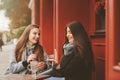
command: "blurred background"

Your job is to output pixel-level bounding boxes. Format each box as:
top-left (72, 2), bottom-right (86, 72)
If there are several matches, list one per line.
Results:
top-left (0, 0), bottom-right (31, 74)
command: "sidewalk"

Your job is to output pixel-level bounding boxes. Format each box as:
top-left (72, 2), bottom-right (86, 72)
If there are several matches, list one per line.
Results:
top-left (0, 44), bottom-right (14, 75)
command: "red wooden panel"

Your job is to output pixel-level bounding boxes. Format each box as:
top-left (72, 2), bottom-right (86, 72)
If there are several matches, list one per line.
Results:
top-left (90, 35), bottom-right (105, 80)
top-left (106, 0), bottom-right (120, 80)
top-left (39, 0), bottom-right (53, 55)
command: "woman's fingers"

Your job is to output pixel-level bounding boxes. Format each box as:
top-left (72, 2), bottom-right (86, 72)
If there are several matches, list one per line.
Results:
top-left (38, 61), bottom-right (45, 70)
top-left (56, 64), bottom-right (60, 70)
top-left (27, 54), bottom-right (37, 63)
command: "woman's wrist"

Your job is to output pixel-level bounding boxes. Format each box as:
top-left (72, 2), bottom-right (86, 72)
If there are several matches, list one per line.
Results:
top-left (22, 60), bottom-right (29, 67)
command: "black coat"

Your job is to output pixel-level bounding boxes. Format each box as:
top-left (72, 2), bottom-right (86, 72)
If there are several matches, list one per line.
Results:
top-left (40, 43), bottom-right (93, 80)
top-left (52, 52), bottom-right (92, 80)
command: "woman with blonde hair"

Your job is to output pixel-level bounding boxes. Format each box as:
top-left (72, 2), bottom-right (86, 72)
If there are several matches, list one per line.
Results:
top-left (5, 24), bottom-right (48, 74)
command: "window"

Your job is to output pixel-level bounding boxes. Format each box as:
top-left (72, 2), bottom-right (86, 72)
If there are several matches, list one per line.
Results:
top-left (95, 0), bottom-right (105, 33)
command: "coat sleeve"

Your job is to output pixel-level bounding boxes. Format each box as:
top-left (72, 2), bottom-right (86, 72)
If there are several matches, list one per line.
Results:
top-left (4, 45), bottom-right (26, 74)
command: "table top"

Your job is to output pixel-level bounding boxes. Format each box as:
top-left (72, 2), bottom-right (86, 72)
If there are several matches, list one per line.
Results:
top-left (0, 74), bottom-right (49, 80)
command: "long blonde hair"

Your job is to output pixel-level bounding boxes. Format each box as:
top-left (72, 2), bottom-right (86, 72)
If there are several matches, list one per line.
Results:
top-left (15, 24), bottom-right (44, 62)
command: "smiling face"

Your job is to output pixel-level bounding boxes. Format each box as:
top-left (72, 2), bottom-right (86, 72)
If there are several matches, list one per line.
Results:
top-left (66, 27), bottom-right (74, 43)
top-left (28, 28), bottom-right (40, 45)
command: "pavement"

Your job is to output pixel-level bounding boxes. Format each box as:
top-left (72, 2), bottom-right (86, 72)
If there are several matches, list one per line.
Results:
top-left (0, 44), bottom-right (14, 75)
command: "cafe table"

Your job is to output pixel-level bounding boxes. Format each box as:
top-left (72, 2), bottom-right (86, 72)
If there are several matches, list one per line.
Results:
top-left (0, 74), bottom-right (49, 80)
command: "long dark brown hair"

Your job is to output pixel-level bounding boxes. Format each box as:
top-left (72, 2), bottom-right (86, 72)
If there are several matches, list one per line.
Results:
top-left (64, 21), bottom-right (95, 71)
top-left (15, 24), bottom-right (44, 62)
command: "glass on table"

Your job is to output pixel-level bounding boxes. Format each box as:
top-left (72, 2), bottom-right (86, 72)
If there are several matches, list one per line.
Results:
top-left (47, 54), bottom-right (55, 68)
top-left (30, 60), bottom-right (38, 79)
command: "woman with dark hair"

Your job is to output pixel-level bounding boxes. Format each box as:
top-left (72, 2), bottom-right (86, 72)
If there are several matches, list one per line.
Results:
top-left (39, 21), bottom-right (95, 80)
top-left (5, 24), bottom-right (48, 74)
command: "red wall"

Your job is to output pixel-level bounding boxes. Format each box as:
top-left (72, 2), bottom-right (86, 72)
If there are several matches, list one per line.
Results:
top-left (34, 0), bottom-right (120, 80)
top-left (91, 36), bottom-right (105, 80)
top-left (35, 0), bottom-right (104, 79)
top-left (89, 0), bottom-right (96, 35)
top-left (39, 0), bottom-right (53, 55)
top-left (89, 0), bottom-right (105, 80)
top-left (54, 0), bottom-right (90, 61)
top-left (106, 0), bottom-right (120, 80)
top-left (114, 0), bottom-right (120, 64)
top-left (34, 0), bottom-right (40, 25)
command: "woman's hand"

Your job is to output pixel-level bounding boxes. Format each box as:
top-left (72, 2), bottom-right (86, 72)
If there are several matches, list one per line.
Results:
top-left (56, 64), bottom-right (60, 70)
top-left (37, 61), bottom-right (46, 71)
top-left (27, 54), bottom-right (37, 63)
top-left (48, 58), bottom-right (58, 64)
